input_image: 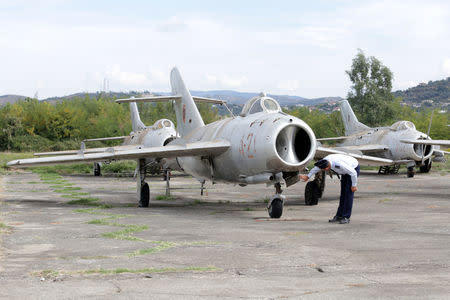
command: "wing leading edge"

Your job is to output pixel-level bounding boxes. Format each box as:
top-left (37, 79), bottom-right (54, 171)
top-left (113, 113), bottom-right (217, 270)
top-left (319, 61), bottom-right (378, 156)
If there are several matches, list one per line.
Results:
top-left (7, 140), bottom-right (230, 167)
top-left (316, 146), bottom-right (404, 167)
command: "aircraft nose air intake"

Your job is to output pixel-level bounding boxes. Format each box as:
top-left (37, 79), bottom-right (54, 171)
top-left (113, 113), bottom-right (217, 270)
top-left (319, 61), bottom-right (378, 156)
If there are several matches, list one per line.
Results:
top-left (275, 124), bottom-right (312, 166)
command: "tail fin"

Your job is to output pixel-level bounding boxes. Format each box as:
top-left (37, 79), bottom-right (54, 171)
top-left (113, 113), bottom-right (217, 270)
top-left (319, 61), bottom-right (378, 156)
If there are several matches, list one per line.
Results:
top-left (339, 100), bottom-right (370, 135)
top-left (129, 102), bottom-right (146, 132)
top-left (170, 68), bottom-right (204, 137)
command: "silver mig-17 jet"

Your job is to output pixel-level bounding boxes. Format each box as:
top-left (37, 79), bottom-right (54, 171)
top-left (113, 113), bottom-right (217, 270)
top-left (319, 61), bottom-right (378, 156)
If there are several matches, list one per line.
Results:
top-left (318, 100), bottom-right (447, 177)
top-left (8, 68), bottom-right (322, 217)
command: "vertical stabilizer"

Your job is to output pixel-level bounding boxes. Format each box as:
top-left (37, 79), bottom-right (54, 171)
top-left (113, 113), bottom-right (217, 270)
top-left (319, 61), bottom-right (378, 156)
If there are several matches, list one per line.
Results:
top-left (130, 102), bottom-right (146, 132)
top-left (170, 67), bottom-right (204, 137)
top-left (339, 100), bottom-right (370, 135)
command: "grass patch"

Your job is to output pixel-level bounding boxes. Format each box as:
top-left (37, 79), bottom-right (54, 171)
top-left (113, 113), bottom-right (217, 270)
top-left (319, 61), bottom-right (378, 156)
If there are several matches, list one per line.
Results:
top-left (66, 197), bottom-right (103, 206)
top-left (80, 256), bottom-right (110, 260)
top-left (78, 266), bottom-right (218, 275)
top-left (378, 198), bottom-right (392, 203)
top-left (128, 241), bottom-right (177, 257)
top-left (0, 222), bottom-right (11, 233)
top-left (53, 187), bottom-right (82, 193)
top-left (102, 225), bottom-right (149, 241)
top-left (155, 194), bottom-right (175, 201)
top-left (73, 208), bottom-right (128, 217)
top-left (60, 192), bottom-right (89, 198)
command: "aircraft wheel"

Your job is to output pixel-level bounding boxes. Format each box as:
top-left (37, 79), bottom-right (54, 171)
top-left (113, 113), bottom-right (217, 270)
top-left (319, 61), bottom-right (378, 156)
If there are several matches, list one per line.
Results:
top-left (407, 166), bottom-right (415, 178)
top-left (305, 182), bottom-right (320, 206)
top-left (93, 163), bottom-right (101, 176)
top-left (419, 160), bottom-right (432, 173)
top-left (139, 182), bottom-right (150, 207)
top-left (268, 198), bottom-right (283, 218)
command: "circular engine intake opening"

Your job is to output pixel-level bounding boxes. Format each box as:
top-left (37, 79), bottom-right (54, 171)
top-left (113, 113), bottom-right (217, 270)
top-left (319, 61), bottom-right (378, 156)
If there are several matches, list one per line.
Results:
top-left (275, 125), bottom-right (312, 165)
top-left (413, 142), bottom-right (432, 158)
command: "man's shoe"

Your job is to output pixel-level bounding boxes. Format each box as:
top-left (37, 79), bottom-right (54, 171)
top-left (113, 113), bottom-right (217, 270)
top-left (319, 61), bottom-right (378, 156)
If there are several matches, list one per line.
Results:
top-left (328, 215), bottom-right (342, 223)
top-left (338, 217), bottom-right (350, 224)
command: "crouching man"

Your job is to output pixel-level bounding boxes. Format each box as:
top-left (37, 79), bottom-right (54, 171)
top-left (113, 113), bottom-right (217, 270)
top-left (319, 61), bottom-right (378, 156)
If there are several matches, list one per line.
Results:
top-left (300, 154), bottom-right (360, 224)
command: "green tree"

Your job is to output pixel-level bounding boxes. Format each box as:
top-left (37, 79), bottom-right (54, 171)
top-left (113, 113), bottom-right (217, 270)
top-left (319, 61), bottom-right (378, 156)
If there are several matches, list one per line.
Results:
top-left (346, 50), bottom-right (397, 126)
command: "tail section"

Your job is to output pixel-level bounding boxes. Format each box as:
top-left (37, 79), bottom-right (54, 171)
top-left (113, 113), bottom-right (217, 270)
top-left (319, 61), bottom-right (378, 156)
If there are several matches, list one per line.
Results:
top-left (130, 102), bottom-right (146, 132)
top-left (339, 100), bottom-right (370, 135)
top-left (170, 68), bottom-right (204, 137)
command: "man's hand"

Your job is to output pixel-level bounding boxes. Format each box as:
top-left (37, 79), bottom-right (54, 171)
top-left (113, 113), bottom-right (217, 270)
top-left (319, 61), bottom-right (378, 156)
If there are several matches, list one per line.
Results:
top-left (351, 186), bottom-right (358, 192)
top-left (299, 175), bottom-right (309, 182)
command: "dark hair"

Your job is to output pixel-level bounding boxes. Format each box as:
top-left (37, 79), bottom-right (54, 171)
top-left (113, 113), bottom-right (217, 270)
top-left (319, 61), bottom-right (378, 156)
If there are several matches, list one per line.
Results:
top-left (314, 159), bottom-right (329, 169)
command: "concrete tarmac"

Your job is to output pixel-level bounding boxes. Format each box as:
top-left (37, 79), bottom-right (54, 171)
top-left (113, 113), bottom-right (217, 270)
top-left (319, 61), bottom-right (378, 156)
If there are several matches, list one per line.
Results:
top-left (0, 170), bottom-right (449, 299)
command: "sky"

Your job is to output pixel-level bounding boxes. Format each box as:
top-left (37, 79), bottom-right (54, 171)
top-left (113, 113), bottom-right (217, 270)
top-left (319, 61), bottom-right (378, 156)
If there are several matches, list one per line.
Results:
top-left (0, 0), bottom-right (449, 99)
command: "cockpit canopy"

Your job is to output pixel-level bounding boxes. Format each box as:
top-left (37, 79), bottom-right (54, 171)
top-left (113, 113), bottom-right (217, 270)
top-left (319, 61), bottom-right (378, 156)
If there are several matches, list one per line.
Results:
top-left (390, 121), bottom-right (415, 131)
top-left (153, 119), bottom-right (174, 130)
top-left (240, 92), bottom-right (282, 117)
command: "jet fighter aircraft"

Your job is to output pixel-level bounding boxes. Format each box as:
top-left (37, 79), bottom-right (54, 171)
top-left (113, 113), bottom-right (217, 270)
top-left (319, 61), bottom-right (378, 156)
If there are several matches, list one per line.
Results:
top-left (318, 100), bottom-right (447, 177)
top-left (8, 68), bottom-right (320, 218)
top-left (32, 102), bottom-right (179, 176)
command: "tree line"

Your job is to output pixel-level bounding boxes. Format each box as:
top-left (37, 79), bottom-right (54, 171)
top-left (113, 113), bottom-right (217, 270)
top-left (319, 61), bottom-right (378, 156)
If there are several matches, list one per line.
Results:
top-left (1, 50), bottom-right (448, 152)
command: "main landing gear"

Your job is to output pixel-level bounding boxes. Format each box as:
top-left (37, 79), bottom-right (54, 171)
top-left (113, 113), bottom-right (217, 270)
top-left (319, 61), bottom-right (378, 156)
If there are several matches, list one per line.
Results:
top-left (93, 162), bottom-right (102, 176)
top-left (137, 158), bottom-right (150, 207)
top-left (268, 182), bottom-right (284, 218)
top-left (305, 171), bottom-right (326, 206)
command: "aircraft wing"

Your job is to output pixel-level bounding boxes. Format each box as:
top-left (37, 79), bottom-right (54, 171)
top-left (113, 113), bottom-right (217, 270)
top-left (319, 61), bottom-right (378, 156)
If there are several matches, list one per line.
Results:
top-left (8, 140), bottom-right (230, 167)
top-left (34, 145), bottom-right (139, 156)
top-left (401, 139), bottom-right (450, 147)
top-left (334, 144), bottom-right (389, 154)
top-left (316, 146), bottom-right (395, 167)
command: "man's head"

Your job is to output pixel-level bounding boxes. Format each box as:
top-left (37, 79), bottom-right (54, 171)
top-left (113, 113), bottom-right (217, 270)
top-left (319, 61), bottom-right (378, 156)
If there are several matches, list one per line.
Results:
top-left (315, 159), bottom-right (331, 171)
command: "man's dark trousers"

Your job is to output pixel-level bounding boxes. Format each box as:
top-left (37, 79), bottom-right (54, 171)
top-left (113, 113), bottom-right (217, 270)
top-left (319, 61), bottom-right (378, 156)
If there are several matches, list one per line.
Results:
top-left (336, 165), bottom-right (360, 218)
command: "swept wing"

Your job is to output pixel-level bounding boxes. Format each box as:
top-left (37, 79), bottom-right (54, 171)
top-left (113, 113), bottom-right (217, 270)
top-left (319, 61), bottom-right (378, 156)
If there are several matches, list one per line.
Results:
top-left (8, 140), bottom-right (230, 167)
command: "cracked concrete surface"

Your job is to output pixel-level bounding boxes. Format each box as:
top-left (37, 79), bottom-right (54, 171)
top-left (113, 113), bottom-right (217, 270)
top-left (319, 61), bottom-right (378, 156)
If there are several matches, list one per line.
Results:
top-left (0, 170), bottom-right (449, 299)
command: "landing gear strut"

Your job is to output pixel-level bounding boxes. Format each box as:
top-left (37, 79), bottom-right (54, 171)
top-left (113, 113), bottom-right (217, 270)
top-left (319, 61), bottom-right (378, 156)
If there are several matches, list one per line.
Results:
top-left (93, 162), bottom-right (102, 176)
top-left (304, 171), bottom-right (325, 206)
top-left (137, 158), bottom-right (150, 207)
top-left (268, 182), bottom-right (284, 218)
top-left (407, 166), bottom-right (415, 178)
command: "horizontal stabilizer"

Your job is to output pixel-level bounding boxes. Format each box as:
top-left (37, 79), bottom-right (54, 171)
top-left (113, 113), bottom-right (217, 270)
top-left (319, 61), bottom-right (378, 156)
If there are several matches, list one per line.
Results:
top-left (10, 140), bottom-right (230, 167)
top-left (116, 95), bottom-right (226, 105)
top-left (401, 139), bottom-right (450, 147)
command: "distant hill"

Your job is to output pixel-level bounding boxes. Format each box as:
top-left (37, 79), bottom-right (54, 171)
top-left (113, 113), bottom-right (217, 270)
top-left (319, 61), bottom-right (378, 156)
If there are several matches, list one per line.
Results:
top-left (0, 94), bottom-right (26, 105)
top-left (38, 90), bottom-right (342, 107)
top-left (394, 77), bottom-right (449, 105)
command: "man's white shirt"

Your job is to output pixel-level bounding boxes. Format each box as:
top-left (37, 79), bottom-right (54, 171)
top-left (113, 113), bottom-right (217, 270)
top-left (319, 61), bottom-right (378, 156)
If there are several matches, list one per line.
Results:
top-left (307, 154), bottom-right (359, 187)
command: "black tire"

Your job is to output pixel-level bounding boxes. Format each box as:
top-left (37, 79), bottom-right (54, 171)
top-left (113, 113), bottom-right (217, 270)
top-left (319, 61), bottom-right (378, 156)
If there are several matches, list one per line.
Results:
top-left (419, 160), bottom-right (432, 173)
top-left (268, 198), bottom-right (283, 218)
top-left (139, 182), bottom-right (150, 207)
top-left (93, 163), bottom-right (101, 176)
top-left (305, 182), bottom-right (320, 206)
top-left (407, 167), bottom-right (415, 178)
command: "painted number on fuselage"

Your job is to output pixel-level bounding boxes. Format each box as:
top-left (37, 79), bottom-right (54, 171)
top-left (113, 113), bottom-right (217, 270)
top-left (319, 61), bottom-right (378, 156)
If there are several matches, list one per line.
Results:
top-left (239, 133), bottom-right (256, 159)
